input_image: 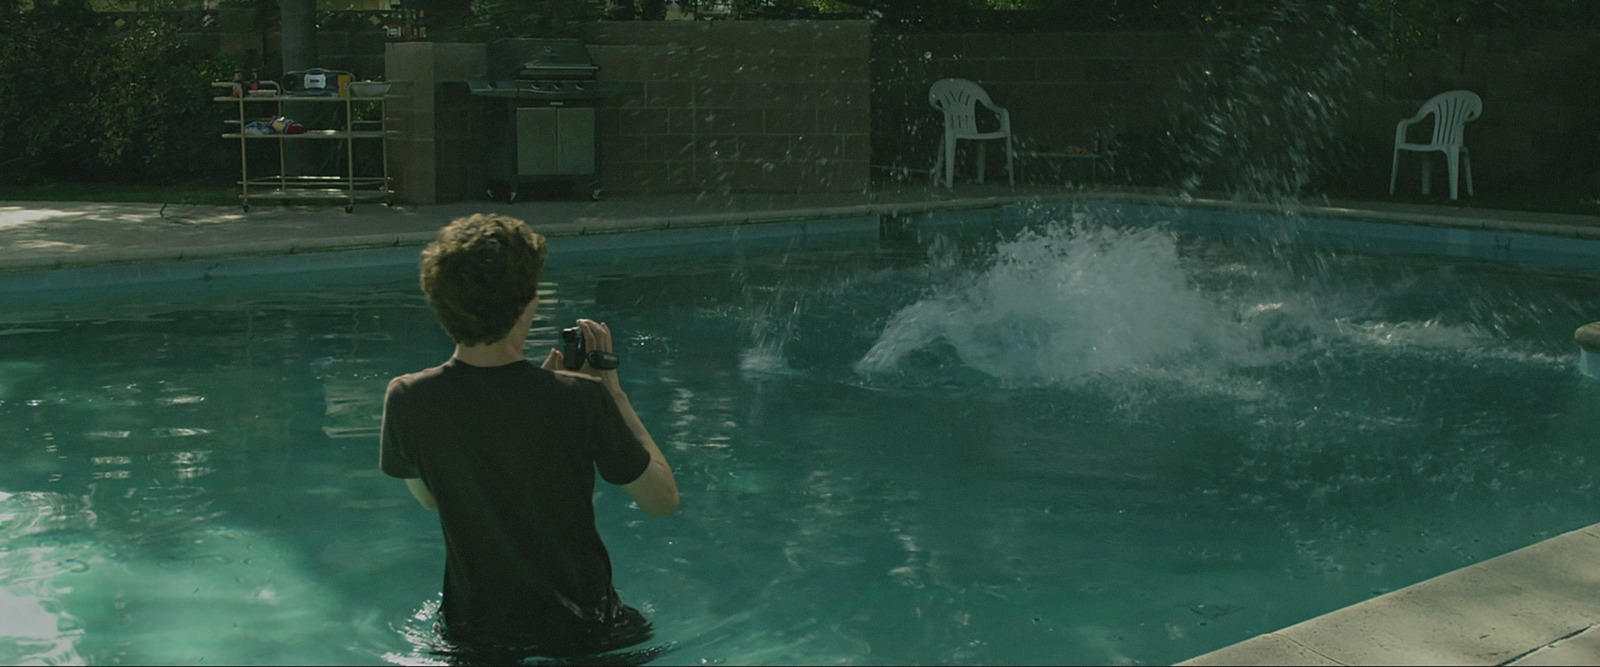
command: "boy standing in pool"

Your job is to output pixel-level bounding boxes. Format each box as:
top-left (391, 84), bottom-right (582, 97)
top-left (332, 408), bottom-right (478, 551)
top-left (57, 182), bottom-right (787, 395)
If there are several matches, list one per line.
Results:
top-left (378, 213), bottom-right (679, 659)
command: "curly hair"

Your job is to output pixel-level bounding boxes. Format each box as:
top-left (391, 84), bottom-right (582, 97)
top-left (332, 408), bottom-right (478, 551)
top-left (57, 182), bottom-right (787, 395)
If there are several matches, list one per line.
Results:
top-left (419, 214), bottom-right (548, 346)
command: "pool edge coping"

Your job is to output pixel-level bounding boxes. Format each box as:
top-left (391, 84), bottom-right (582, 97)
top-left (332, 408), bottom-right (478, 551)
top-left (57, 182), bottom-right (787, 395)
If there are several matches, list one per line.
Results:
top-left (1178, 522), bottom-right (1600, 666)
top-left (0, 199), bottom-right (996, 274)
top-left (5, 192), bottom-right (1596, 274)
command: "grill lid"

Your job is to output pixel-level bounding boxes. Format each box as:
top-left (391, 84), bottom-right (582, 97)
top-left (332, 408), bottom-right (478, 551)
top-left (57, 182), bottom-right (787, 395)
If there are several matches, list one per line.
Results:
top-left (488, 38), bottom-right (599, 81)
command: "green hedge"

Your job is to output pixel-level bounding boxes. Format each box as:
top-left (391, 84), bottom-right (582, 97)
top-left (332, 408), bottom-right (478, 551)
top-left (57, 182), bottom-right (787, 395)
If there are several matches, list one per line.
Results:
top-left (0, 2), bottom-right (240, 185)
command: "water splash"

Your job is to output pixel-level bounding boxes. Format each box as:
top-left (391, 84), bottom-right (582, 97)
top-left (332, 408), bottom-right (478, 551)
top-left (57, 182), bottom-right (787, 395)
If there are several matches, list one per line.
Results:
top-left (1169, 1), bottom-right (1379, 204)
top-left (855, 222), bottom-right (1250, 386)
top-left (741, 299), bottom-right (801, 379)
top-left (851, 211), bottom-right (1566, 391)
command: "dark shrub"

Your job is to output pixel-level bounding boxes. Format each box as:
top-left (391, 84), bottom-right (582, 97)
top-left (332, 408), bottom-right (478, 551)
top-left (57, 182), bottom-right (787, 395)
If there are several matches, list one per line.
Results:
top-left (0, 2), bottom-right (239, 184)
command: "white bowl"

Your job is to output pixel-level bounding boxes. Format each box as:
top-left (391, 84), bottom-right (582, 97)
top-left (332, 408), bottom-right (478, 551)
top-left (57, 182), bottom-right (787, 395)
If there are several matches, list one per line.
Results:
top-left (348, 82), bottom-right (391, 97)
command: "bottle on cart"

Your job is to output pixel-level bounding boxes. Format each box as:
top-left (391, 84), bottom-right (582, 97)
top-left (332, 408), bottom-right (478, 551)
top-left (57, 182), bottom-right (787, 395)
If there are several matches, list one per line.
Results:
top-left (231, 70), bottom-right (244, 97)
top-left (417, 9), bottom-right (426, 40)
top-left (249, 70), bottom-right (261, 92)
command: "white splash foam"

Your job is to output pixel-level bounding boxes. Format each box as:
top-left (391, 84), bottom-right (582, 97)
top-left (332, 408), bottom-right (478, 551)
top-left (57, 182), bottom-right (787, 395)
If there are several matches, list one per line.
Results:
top-left (855, 222), bottom-right (1251, 386)
top-left (739, 347), bottom-right (798, 378)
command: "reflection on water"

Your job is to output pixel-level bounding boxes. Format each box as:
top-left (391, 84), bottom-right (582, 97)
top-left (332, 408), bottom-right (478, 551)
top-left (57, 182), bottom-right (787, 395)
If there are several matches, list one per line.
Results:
top-left (2, 216), bottom-right (1599, 664)
top-left (0, 283), bottom-right (443, 665)
top-left (0, 491), bottom-right (89, 665)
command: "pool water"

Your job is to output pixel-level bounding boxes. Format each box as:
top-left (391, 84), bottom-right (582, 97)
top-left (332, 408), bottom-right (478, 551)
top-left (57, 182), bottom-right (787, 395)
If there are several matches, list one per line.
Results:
top-left (3, 208), bottom-right (1599, 665)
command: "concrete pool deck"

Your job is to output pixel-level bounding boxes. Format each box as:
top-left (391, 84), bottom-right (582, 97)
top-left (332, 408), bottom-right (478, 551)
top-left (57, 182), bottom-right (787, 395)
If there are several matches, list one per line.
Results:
top-left (2, 185), bottom-right (1600, 665)
top-left (3, 185), bottom-right (1600, 272)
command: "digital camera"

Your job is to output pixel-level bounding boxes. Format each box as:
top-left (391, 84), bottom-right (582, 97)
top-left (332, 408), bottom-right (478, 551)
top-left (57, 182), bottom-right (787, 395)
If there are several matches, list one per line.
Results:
top-left (561, 327), bottom-right (586, 370)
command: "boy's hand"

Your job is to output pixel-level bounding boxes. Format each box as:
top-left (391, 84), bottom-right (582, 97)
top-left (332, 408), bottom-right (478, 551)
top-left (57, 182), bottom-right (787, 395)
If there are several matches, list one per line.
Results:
top-left (575, 318), bottom-right (623, 394)
top-left (541, 319), bottom-right (622, 395)
top-left (539, 347), bottom-right (564, 371)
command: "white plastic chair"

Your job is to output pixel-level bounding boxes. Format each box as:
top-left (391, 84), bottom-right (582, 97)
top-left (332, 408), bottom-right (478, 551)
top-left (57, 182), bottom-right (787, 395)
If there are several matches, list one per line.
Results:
top-left (1390, 90), bottom-right (1481, 201)
top-left (929, 79), bottom-right (1013, 188)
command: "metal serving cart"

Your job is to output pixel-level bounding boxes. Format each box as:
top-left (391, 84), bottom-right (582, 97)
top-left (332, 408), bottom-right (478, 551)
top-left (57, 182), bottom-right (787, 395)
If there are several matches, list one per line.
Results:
top-left (214, 80), bottom-right (396, 213)
top-left (466, 38), bottom-right (643, 202)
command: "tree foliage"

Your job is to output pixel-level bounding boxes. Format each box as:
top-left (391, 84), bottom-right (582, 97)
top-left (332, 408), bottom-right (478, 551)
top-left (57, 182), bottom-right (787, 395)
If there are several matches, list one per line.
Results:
top-left (0, 1), bottom-right (98, 175)
top-left (457, 0), bottom-right (604, 39)
top-left (1364, 0), bottom-right (1600, 59)
top-left (754, 0), bottom-right (1600, 32)
top-left (0, 0), bottom-right (240, 183)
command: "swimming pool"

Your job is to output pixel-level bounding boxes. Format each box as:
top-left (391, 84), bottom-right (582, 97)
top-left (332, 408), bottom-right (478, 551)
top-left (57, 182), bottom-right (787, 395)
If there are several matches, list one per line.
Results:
top-left (2, 202), bottom-right (1598, 665)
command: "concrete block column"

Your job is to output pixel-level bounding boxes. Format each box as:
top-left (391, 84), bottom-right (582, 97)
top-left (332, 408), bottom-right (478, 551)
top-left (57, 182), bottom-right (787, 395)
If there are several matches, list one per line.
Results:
top-left (384, 42), bottom-right (487, 204)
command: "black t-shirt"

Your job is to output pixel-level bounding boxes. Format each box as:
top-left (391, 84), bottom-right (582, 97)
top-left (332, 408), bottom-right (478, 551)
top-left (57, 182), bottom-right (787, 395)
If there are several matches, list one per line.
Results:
top-left (379, 358), bottom-right (652, 649)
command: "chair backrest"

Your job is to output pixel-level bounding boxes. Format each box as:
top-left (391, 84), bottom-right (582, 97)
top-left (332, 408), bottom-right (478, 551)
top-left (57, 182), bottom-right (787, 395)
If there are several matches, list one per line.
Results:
top-left (929, 78), bottom-right (994, 137)
top-left (1418, 90), bottom-right (1482, 146)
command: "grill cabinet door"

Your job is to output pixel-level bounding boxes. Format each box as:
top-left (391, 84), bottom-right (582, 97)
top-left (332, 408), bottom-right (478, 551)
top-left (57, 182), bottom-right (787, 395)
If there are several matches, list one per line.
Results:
top-left (516, 107), bottom-right (596, 177)
top-left (556, 108), bottom-right (596, 175)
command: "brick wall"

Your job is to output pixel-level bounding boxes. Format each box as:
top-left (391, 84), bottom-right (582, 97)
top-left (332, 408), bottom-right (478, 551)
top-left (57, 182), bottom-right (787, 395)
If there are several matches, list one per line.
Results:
top-left (584, 20), bottom-right (872, 195)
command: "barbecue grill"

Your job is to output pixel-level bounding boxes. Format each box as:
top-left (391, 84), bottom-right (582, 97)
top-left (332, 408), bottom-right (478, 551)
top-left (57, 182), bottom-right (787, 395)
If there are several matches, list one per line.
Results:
top-left (467, 38), bottom-right (643, 201)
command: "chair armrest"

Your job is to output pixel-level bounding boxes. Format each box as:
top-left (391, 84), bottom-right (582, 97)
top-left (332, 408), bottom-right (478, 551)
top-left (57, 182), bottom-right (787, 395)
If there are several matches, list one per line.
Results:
top-left (1401, 107), bottom-right (1433, 124)
top-left (1394, 110), bottom-right (1431, 145)
top-left (1394, 107), bottom-right (1432, 141)
top-left (983, 102), bottom-right (1011, 134)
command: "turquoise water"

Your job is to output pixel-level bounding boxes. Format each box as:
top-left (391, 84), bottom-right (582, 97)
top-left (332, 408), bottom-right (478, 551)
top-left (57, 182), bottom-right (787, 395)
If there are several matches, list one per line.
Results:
top-left (3, 210), bottom-right (1598, 665)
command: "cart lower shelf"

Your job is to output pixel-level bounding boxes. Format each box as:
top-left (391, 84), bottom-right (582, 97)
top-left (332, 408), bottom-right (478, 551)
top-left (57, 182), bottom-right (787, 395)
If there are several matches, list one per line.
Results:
top-left (238, 185), bottom-right (391, 213)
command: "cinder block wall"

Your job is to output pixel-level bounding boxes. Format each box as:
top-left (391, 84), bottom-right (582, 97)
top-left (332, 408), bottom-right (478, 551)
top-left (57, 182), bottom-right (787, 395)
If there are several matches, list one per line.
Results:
top-left (875, 28), bottom-right (1600, 190)
top-left (584, 20), bottom-right (872, 195)
top-left (1375, 28), bottom-right (1600, 186)
top-left (872, 31), bottom-right (1199, 184)
top-left (373, 22), bottom-right (1593, 200)
top-left (385, 42), bottom-right (487, 204)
